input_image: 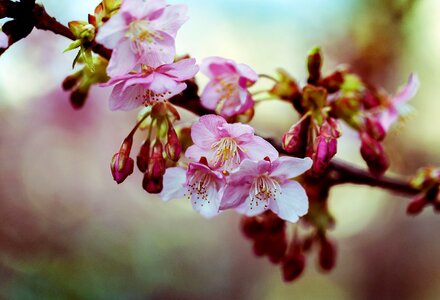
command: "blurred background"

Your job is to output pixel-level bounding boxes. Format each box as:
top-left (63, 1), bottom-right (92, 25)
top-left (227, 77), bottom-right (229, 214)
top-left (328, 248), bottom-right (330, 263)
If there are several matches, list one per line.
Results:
top-left (1, 0), bottom-right (440, 299)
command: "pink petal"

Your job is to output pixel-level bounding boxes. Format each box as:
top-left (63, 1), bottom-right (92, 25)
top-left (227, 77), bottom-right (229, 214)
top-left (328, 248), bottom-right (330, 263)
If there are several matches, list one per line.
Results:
top-left (185, 145), bottom-right (213, 162)
top-left (240, 136), bottom-right (279, 162)
top-left (200, 81), bottom-right (224, 110)
top-left (270, 157), bottom-right (312, 181)
top-left (270, 180), bottom-right (308, 223)
top-left (191, 185), bottom-right (221, 218)
top-left (393, 73), bottom-right (420, 106)
top-left (95, 13), bottom-right (127, 49)
top-left (219, 182), bottom-right (249, 210)
top-left (148, 73), bottom-right (187, 98)
top-left (159, 167), bottom-right (186, 201)
top-left (190, 115), bottom-right (226, 148)
top-left (201, 57), bottom-right (237, 78)
top-left (150, 4), bottom-right (188, 38)
top-left (109, 83), bottom-right (146, 111)
top-left (138, 31), bottom-right (175, 68)
top-left (121, 0), bottom-right (166, 19)
top-left (236, 196), bottom-right (268, 217)
top-left (107, 40), bottom-right (139, 77)
top-left (221, 122), bottom-right (254, 139)
top-left (157, 58), bottom-right (199, 80)
top-left (237, 63), bottom-right (258, 84)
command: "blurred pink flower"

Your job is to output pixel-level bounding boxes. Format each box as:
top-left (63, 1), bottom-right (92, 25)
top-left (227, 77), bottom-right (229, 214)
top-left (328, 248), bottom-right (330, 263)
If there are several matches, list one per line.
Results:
top-left (200, 57), bottom-right (258, 117)
top-left (0, 31), bottom-right (8, 49)
top-left (220, 157), bottom-right (312, 223)
top-left (160, 162), bottom-right (226, 218)
top-left (96, 0), bottom-right (188, 76)
top-left (185, 115), bottom-right (278, 172)
top-left (377, 73), bottom-right (420, 131)
top-left (101, 58), bottom-right (198, 111)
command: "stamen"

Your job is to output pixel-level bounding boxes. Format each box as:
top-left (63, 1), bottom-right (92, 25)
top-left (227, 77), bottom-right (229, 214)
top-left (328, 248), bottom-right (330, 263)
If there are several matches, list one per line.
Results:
top-left (249, 175), bottom-right (281, 210)
top-left (186, 170), bottom-right (213, 207)
top-left (210, 137), bottom-right (242, 169)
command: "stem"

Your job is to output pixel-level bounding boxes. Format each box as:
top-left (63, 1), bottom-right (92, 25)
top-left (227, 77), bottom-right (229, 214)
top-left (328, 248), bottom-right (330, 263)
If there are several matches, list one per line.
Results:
top-left (11, 2), bottom-right (421, 198)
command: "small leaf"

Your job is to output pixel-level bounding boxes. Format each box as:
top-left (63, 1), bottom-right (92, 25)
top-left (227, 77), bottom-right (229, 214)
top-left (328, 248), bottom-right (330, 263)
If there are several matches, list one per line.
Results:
top-left (64, 39), bottom-right (82, 53)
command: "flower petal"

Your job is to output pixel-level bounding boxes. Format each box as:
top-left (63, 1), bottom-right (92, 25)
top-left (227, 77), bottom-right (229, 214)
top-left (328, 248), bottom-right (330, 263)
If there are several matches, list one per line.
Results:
top-left (150, 4), bottom-right (188, 38)
top-left (201, 56), bottom-right (237, 78)
top-left (159, 167), bottom-right (186, 201)
top-left (0, 31), bottom-right (8, 49)
top-left (240, 136), bottom-right (279, 162)
top-left (270, 156), bottom-right (312, 180)
top-left (219, 181), bottom-right (250, 210)
top-left (200, 81), bottom-right (223, 110)
top-left (270, 180), bottom-right (308, 223)
top-left (107, 40), bottom-right (139, 77)
top-left (190, 115), bottom-right (226, 148)
top-left (121, 0), bottom-right (166, 19)
top-left (95, 13), bottom-right (127, 49)
top-left (393, 73), bottom-right (420, 106)
top-left (191, 185), bottom-right (221, 218)
top-left (157, 58), bottom-right (199, 80)
top-left (109, 83), bottom-right (146, 111)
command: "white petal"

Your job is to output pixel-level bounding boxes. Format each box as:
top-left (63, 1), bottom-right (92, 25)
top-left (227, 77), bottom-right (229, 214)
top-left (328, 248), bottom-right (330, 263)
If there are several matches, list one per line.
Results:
top-left (271, 180), bottom-right (308, 223)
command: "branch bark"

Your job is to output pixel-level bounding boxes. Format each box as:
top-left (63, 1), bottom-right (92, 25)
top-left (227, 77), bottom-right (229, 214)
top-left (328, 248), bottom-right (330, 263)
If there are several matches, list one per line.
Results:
top-left (2, 2), bottom-right (420, 198)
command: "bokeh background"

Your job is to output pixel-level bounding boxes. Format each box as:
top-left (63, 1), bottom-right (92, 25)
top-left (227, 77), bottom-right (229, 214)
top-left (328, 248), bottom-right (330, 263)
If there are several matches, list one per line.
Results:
top-left (1, 0), bottom-right (440, 299)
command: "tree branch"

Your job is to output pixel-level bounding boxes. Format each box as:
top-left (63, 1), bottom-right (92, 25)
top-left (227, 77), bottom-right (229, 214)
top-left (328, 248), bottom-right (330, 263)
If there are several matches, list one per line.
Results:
top-left (3, 2), bottom-right (420, 198)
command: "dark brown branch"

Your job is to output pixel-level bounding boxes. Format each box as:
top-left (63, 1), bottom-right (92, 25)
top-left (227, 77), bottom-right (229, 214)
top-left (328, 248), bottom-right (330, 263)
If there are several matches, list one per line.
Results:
top-left (4, 2), bottom-right (421, 198)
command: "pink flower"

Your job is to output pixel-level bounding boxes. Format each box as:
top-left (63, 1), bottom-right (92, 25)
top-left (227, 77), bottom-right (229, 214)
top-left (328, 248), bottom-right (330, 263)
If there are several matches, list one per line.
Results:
top-left (96, 0), bottom-right (188, 76)
top-left (0, 31), bottom-right (8, 49)
top-left (185, 115), bottom-right (278, 172)
top-left (101, 58), bottom-right (199, 111)
top-left (220, 157), bottom-right (312, 223)
top-left (200, 57), bottom-right (258, 117)
top-left (377, 73), bottom-right (420, 131)
top-left (160, 162), bottom-right (226, 218)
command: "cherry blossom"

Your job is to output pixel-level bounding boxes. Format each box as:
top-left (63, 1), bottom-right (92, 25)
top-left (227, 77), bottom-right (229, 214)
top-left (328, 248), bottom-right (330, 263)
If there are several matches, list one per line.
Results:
top-left (376, 73), bottom-right (420, 131)
top-left (160, 162), bottom-right (226, 218)
top-left (96, 0), bottom-right (188, 76)
top-left (200, 57), bottom-right (258, 117)
top-left (101, 58), bottom-right (199, 111)
top-left (185, 115), bottom-right (278, 172)
top-left (220, 157), bottom-right (312, 223)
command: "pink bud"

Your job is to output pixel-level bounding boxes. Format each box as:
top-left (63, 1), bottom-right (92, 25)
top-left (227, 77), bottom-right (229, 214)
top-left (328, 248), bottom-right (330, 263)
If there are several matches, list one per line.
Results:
top-left (360, 133), bottom-right (389, 176)
top-left (148, 140), bottom-right (166, 178)
top-left (282, 252), bottom-right (305, 282)
top-left (318, 237), bottom-right (336, 271)
top-left (70, 89), bottom-right (88, 109)
top-left (165, 126), bottom-right (182, 161)
top-left (407, 195), bottom-right (426, 215)
top-left (142, 173), bottom-right (163, 194)
top-left (282, 116), bottom-right (310, 156)
top-left (240, 216), bottom-right (264, 239)
top-left (110, 153), bottom-right (134, 184)
top-left (365, 117), bottom-right (386, 141)
top-left (136, 139), bottom-right (150, 173)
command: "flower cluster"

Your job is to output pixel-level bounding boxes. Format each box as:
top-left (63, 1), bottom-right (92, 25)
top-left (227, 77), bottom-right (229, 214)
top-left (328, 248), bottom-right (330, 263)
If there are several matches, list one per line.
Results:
top-left (160, 115), bottom-right (312, 222)
top-left (278, 47), bottom-right (419, 176)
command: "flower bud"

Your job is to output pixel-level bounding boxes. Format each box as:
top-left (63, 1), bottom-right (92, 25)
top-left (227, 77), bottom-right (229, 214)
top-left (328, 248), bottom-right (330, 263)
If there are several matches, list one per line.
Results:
top-left (360, 133), bottom-right (389, 176)
top-left (142, 173), bottom-right (163, 194)
top-left (267, 233), bottom-right (288, 264)
top-left (407, 194), bottom-right (426, 215)
top-left (320, 71), bottom-right (344, 93)
top-left (70, 88), bottom-right (89, 109)
top-left (269, 69), bottom-right (300, 102)
top-left (165, 126), bottom-right (182, 162)
top-left (282, 116), bottom-right (310, 157)
top-left (62, 73), bottom-right (81, 91)
top-left (307, 46), bottom-right (322, 84)
top-left (110, 153), bottom-right (134, 184)
top-left (311, 119), bottom-right (340, 175)
top-left (241, 216), bottom-right (264, 239)
top-left (364, 116), bottom-right (386, 141)
top-left (148, 140), bottom-right (166, 178)
top-left (282, 252), bottom-right (305, 282)
top-left (136, 139), bottom-right (150, 173)
top-left (318, 237), bottom-right (336, 271)
top-left (361, 89), bottom-right (381, 109)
